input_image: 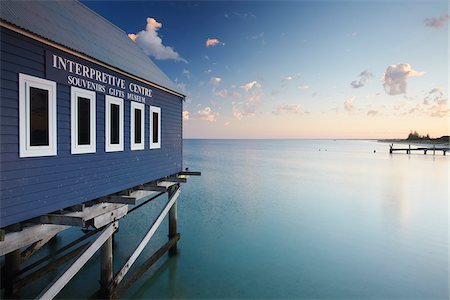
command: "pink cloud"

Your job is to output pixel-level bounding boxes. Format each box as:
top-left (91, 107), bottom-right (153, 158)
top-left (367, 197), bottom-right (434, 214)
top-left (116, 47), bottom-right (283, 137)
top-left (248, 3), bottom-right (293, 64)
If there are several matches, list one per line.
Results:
top-left (214, 89), bottom-right (241, 98)
top-left (209, 77), bottom-right (222, 85)
top-left (344, 97), bottom-right (355, 112)
top-left (240, 81), bottom-right (261, 92)
top-left (183, 111), bottom-right (190, 121)
top-left (383, 64), bottom-right (424, 95)
top-left (424, 15), bottom-right (450, 28)
top-left (197, 107), bottom-right (217, 122)
top-left (206, 38), bottom-right (224, 47)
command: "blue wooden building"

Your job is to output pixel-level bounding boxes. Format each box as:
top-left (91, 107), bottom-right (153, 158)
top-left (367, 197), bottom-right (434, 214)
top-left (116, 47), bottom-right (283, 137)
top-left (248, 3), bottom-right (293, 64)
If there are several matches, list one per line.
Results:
top-left (0, 1), bottom-right (185, 229)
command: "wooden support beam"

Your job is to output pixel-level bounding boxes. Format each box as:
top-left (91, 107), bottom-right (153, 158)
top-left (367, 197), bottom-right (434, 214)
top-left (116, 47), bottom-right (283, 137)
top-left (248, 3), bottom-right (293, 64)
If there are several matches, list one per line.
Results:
top-left (129, 189), bottom-right (160, 200)
top-left (109, 189), bottom-right (181, 290)
top-left (168, 186), bottom-right (179, 257)
top-left (17, 229), bottom-right (100, 277)
top-left (40, 214), bottom-right (86, 227)
top-left (139, 184), bottom-right (168, 192)
top-left (102, 195), bottom-right (137, 205)
top-left (163, 177), bottom-right (187, 183)
top-left (156, 181), bottom-right (179, 189)
top-left (111, 234), bottom-right (180, 299)
top-left (15, 243), bottom-right (89, 291)
top-left (93, 205), bottom-right (128, 229)
top-left (100, 235), bottom-right (113, 298)
top-left (0, 224), bottom-right (69, 256)
top-left (178, 171), bottom-right (202, 176)
top-left (127, 192), bottom-right (165, 215)
top-left (64, 204), bottom-right (85, 212)
top-left (37, 203), bottom-right (128, 227)
top-left (4, 249), bottom-right (20, 298)
top-left (20, 233), bottom-right (56, 263)
top-left (36, 222), bottom-right (118, 300)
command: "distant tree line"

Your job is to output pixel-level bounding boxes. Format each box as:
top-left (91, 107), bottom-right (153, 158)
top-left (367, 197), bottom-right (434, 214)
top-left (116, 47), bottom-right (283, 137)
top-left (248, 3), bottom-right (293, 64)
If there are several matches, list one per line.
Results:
top-left (406, 131), bottom-right (449, 143)
top-left (406, 131), bottom-right (430, 140)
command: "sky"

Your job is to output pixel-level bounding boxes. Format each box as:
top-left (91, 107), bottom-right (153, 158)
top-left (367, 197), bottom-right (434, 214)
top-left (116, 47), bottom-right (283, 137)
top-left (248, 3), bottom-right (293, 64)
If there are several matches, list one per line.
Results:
top-left (83, 1), bottom-right (449, 139)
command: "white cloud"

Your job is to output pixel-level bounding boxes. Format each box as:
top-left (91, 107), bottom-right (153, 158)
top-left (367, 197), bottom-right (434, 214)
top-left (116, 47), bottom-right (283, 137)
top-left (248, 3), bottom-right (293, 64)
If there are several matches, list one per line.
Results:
top-left (422, 87), bottom-right (449, 117)
top-left (183, 111), bottom-right (190, 121)
top-left (240, 81), bottom-right (263, 103)
top-left (214, 89), bottom-right (241, 98)
top-left (182, 69), bottom-right (191, 79)
top-left (251, 32), bottom-right (266, 45)
top-left (273, 104), bottom-right (303, 115)
top-left (280, 76), bottom-right (293, 89)
top-left (176, 82), bottom-right (189, 95)
top-left (240, 81), bottom-right (261, 92)
top-left (206, 38), bottom-right (224, 47)
top-left (232, 102), bottom-right (256, 120)
top-left (350, 70), bottom-right (373, 88)
top-left (367, 110), bottom-right (378, 116)
top-left (424, 87), bottom-right (444, 105)
top-left (128, 18), bottom-right (187, 62)
top-left (298, 85), bottom-right (310, 90)
top-left (210, 77), bottom-right (222, 85)
top-left (344, 97), bottom-right (355, 112)
top-left (196, 107), bottom-right (217, 122)
top-left (231, 81), bottom-right (264, 119)
top-left (424, 15), bottom-right (450, 28)
top-left (428, 99), bottom-right (449, 117)
top-left (272, 74), bottom-right (300, 95)
top-left (383, 64), bottom-right (424, 95)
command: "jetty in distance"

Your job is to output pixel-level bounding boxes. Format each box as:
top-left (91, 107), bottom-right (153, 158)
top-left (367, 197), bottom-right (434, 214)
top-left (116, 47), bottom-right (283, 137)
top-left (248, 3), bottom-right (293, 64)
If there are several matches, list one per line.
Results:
top-left (389, 144), bottom-right (449, 155)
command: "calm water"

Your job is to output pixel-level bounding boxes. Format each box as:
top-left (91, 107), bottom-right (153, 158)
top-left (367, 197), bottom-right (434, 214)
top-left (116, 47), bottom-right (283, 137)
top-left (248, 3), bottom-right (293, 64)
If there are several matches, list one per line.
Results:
top-left (23, 140), bottom-right (448, 299)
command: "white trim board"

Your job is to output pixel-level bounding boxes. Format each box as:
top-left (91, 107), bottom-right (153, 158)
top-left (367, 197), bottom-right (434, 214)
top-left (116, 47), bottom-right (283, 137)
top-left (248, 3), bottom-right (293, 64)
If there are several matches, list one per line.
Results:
top-left (105, 95), bottom-right (124, 152)
top-left (149, 106), bottom-right (161, 149)
top-left (130, 102), bottom-right (145, 151)
top-left (19, 73), bottom-right (57, 158)
top-left (71, 87), bottom-right (96, 154)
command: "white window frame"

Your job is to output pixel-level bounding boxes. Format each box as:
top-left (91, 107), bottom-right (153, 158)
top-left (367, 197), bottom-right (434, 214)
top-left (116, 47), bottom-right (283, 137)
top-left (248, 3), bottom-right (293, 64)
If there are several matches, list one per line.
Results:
top-left (71, 87), bottom-right (96, 154)
top-left (105, 95), bottom-right (124, 152)
top-left (19, 73), bottom-right (57, 158)
top-left (130, 102), bottom-right (145, 151)
top-left (149, 106), bottom-right (161, 149)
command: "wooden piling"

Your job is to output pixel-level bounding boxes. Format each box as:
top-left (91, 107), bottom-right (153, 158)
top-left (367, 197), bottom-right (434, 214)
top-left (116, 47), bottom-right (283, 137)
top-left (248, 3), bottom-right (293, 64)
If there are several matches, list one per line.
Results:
top-left (100, 235), bottom-right (113, 298)
top-left (168, 186), bottom-right (178, 257)
top-left (4, 249), bottom-right (20, 298)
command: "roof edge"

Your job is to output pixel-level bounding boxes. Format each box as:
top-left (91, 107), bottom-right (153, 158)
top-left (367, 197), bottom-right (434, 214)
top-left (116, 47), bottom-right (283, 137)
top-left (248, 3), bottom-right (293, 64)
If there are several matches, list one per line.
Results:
top-left (0, 20), bottom-right (186, 99)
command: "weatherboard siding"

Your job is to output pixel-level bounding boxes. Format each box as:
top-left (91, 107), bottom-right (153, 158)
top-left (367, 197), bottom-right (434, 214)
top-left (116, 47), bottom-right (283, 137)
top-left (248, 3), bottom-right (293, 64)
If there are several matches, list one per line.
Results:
top-left (0, 28), bottom-right (183, 227)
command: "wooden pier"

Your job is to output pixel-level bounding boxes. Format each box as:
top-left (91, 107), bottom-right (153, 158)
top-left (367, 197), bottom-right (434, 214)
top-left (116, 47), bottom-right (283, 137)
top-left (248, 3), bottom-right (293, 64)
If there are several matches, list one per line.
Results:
top-left (389, 144), bottom-right (449, 155)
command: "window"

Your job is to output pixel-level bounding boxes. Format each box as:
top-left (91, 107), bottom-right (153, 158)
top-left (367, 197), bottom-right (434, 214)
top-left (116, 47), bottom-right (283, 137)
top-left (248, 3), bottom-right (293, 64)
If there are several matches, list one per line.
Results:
top-left (130, 102), bottom-right (145, 150)
top-left (19, 73), bottom-right (57, 158)
top-left (105, 95), bottom-right (124, 152)
top-left (149, 106), bottom-right (161, 149)
top-left (71, 87), bottom-right (96, 154)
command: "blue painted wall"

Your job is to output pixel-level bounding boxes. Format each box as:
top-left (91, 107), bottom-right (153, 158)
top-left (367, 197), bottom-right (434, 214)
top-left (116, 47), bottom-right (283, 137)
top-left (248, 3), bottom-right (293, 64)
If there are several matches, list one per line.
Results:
top-left (0, 28), bottom-right (183, 227)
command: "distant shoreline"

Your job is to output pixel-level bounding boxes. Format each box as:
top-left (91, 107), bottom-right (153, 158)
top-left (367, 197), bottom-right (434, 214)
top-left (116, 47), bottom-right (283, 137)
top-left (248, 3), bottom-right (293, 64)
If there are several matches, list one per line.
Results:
top-left (378, 139), bottom-right (450, 146)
